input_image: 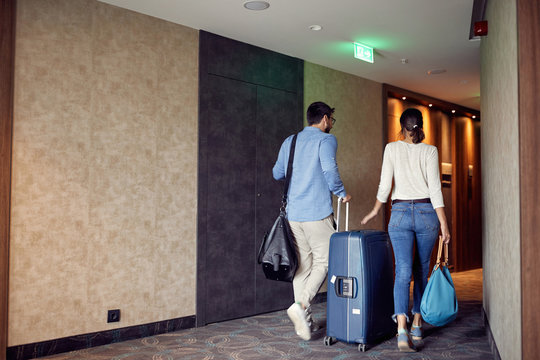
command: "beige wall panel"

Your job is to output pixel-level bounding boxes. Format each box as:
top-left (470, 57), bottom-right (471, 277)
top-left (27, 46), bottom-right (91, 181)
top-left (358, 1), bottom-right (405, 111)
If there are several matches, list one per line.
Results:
top-left (304, 62), bottom-right (383, 230)
top-left (481, 0), bottom-right (521, 359)
top-left (10, 0), bottom-right (198, 345)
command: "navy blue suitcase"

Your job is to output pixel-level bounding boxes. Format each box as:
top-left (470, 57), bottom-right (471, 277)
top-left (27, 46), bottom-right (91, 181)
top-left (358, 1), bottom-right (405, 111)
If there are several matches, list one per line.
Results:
top-left (324, 201), bottom-right (395, 352)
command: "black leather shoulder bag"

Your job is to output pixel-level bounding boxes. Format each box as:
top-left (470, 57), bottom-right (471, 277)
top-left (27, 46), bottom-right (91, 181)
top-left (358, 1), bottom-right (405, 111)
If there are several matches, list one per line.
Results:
top-left (257, 134), bottom-right (298, 282)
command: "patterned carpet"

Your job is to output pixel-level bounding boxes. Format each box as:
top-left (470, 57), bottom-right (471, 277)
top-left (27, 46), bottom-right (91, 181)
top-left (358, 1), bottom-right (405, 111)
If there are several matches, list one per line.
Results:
top-left (38, 269), bottom-right (492, 360)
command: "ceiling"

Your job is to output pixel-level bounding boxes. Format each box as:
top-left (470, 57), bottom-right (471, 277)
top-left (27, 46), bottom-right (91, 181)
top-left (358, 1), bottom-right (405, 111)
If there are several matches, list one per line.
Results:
top-left (99, 0), bottom-right (481, 110)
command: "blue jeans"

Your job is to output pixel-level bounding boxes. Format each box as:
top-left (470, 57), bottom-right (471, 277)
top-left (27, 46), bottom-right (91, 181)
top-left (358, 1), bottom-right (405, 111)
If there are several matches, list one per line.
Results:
top-left (388, 202), bottom-right (440, 322)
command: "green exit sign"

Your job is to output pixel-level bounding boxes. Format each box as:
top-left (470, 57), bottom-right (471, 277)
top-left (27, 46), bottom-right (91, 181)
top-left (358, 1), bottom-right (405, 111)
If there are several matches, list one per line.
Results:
top-left (354, 42), bottom-right (374, 63)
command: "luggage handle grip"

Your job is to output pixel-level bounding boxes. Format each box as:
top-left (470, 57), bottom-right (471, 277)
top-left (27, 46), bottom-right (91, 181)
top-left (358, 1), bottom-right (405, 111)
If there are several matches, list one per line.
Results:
top-left (334, 276), bottom-right (356, 298)
top-left (336, 197), bottom-right (349, 232)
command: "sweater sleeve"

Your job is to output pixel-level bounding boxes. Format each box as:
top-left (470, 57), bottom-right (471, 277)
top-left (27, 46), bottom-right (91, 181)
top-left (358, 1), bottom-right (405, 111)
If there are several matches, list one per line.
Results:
top-left (426, 147), bottom-right (445, 208)
top-left (376, 144), bottom-right (393, 203)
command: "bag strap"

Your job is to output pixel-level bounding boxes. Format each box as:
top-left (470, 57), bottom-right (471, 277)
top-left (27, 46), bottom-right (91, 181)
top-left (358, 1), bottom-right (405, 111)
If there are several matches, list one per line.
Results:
top-left (434, 236), bottom-right (449, 270)
top-left (281, 134), bottom-right (298, 210)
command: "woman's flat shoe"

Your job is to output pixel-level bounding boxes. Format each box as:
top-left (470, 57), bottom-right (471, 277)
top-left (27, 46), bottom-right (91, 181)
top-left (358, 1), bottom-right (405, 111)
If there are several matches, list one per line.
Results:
top-left (397, 329), bottom-right (417, 352)
top-left (411, 324), bottom-right (423, 341)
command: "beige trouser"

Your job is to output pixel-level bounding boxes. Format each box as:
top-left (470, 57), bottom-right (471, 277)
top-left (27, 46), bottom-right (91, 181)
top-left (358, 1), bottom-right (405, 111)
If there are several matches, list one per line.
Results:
top-left (289, 214), bottom-right (335, 309)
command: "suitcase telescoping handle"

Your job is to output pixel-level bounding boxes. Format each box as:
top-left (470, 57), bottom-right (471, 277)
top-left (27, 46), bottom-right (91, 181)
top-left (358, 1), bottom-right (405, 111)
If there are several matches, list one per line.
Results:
top-left (336, 197), bottom-right (349, 232)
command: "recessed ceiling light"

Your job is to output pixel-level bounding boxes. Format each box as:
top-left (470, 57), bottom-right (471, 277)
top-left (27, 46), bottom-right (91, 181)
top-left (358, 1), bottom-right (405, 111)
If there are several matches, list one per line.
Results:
top-left (309, 25), bottom-right (322, 31)
top-left (428, 104), bottom-right (433, 107)
top-left (402, 96), bottom-right (407, 100)
top-left (243, 1), bottom-right (270, 11)
top-left (472, 115), bottom-right (476, 119)
top-left (452, 110), bottom-right (456, 113)
top-left (427, 69), bottom-right (447, 75)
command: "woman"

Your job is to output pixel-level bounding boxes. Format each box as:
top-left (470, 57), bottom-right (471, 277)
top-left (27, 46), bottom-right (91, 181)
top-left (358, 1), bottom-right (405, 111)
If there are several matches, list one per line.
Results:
top-left (361, 108), bottom-right (450, 352)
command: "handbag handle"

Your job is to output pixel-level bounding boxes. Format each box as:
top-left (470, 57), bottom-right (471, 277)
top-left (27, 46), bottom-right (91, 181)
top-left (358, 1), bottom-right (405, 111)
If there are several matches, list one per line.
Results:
top-left (434, 236), bottom-right (449, 270)
top-left (281, 134), bottom-right (298, 211)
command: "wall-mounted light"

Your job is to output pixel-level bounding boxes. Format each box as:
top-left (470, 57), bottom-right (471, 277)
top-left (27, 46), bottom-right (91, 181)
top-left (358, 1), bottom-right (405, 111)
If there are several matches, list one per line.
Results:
top-left (309, 25), bottom-right (322, 31)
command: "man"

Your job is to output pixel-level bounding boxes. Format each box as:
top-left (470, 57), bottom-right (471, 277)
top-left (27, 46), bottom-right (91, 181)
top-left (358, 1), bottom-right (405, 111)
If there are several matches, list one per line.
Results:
top-left (272, 101), bottom-right (352, 341)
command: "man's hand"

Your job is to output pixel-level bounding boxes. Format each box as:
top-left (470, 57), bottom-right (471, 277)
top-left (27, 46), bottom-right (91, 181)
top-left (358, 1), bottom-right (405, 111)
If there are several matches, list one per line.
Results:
top-left (341, 194), bottom-right (352, 203)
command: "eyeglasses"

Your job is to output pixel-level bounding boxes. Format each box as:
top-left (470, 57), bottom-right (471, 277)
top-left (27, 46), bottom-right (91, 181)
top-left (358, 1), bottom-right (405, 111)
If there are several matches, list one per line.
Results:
top-left (330, 116), bottom-right (336, 125)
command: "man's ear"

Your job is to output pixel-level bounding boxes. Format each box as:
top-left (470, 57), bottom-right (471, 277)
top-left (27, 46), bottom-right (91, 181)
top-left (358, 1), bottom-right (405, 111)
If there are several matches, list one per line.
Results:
top-left (322, 114), bottom-right (329, 124)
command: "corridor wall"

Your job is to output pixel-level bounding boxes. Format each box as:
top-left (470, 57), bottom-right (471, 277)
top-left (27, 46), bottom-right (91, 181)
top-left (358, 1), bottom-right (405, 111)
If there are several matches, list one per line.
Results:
top-left (481, 0), bottom-right (521, 359)
top-left (10, 0), bottom-right (199, 345)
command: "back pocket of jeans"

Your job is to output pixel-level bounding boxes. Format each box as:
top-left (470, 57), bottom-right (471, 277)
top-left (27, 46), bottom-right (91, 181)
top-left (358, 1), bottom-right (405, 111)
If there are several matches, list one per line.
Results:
top-left (418, 209), bottom-right (439, 231)
top-left (388, 208), bottom-right (406, 228)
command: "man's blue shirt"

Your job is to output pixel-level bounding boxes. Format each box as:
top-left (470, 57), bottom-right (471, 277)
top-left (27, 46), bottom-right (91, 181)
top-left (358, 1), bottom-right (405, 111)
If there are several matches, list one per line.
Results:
top-left (273, 126), bottom-right (347, 222)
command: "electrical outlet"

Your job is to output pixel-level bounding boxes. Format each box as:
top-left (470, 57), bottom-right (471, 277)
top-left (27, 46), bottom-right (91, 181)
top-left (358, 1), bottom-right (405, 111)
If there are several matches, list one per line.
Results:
top-left (107, 309), bottom-right (120, 323)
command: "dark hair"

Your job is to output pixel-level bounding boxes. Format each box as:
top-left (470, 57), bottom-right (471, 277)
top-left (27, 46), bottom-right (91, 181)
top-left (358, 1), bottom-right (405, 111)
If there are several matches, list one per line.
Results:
top-left (307, 101), bottom-right (335, 126)
top-left (400, 108), bottom-right (425, 144)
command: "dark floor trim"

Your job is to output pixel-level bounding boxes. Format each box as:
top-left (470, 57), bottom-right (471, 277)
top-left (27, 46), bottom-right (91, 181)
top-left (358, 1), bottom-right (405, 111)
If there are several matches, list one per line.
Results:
top-left (482, 307), bottom-right (501, 360)
top-left (6, 315), bottom-right (195, 360)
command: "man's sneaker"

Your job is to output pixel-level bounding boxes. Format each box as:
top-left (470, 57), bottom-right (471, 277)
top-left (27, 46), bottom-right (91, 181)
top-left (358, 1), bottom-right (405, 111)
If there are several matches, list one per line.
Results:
top-left (287, 303), bottom-right (311, 340)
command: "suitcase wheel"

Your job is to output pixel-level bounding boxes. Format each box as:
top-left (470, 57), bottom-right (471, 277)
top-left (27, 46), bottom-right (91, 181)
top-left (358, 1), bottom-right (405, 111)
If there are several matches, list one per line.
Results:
top-left (358, 343), bottom-right (367, 352)
top-left (323, 336), bottom-right (335, 346)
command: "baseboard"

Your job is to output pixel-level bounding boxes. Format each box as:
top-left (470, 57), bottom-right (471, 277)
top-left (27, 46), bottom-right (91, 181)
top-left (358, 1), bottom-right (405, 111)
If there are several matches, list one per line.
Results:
top-left (6, 315), bottom-right (196, 360)
top-left (482, 307), bottom-right (502, 360)
top-left (7, 294), bottom-right (326, 360)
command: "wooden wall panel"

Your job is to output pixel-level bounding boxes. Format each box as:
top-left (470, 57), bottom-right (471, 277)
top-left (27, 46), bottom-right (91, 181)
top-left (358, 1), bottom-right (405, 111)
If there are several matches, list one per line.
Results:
top-left (0, 0), bottom-right (15, 354)
top-left (517, 0), bottom-right (540, 358)
top-left (452, 117), bottom-right (482, 271)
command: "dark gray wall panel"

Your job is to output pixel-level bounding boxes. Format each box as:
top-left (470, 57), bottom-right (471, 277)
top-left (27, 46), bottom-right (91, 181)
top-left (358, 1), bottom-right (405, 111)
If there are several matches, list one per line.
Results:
top-left (204, 76), bottom-right (257, 323)
top-left (204, 31), bottom-right (299, 93)
top-left (254, 86), bottom-right (298, 313)
top-left (198, 30), bottom-right (303, 326)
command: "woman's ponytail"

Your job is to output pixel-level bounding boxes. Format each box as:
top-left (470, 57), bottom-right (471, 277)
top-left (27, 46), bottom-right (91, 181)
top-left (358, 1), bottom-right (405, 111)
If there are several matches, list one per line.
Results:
top-left (400, 108), bottom-right (425, 144)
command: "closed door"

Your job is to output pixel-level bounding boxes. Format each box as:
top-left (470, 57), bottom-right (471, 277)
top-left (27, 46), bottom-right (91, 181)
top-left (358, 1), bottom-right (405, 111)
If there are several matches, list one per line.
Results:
top-left (203, 75), bottom-right (257, 324)
top-left (200, 75), bottom-right (301, 324)
top-left (255, 86), bottom-right (300, 314)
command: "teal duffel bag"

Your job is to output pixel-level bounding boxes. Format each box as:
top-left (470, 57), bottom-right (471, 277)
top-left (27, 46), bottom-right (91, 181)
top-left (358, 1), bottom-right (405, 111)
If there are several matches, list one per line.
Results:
top-left (420, 237), bottom-right (458, 327)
